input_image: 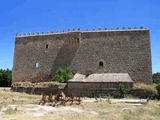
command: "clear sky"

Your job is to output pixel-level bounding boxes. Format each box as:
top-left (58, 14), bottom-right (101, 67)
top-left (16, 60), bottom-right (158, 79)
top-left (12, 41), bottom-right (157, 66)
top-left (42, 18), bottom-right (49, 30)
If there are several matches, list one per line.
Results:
top-left (0, 0), bottom-right (159, 73)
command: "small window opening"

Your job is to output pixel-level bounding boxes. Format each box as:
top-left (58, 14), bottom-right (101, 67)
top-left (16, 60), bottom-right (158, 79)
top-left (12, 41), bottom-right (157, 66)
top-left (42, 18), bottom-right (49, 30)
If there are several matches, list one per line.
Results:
top-left (46, 44), bottom-right (48, 49)
top-left (99, 61), bottom-right (104, 67)
top-left (77, 40), bottom-right (79, 44)
top-left (35, 63), bottom-right (39, 68)
top-left (77, 38), bottom-right (80, 44)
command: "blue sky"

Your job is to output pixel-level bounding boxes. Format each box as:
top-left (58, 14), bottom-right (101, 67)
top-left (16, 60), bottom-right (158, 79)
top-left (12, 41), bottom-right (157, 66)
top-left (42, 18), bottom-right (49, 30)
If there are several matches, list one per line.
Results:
top-left (0, 0), bottom-right (159, 73)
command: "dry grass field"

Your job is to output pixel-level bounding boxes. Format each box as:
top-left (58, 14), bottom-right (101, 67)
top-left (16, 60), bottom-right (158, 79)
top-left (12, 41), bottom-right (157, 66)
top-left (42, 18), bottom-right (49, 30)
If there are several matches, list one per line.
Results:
top-left (0, 88), bottom-right (160, 120)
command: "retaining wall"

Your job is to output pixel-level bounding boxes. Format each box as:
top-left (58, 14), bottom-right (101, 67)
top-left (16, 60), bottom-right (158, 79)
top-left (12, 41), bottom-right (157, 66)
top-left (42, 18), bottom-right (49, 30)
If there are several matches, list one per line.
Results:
top-left (11, 82), bottom-right (160, 99)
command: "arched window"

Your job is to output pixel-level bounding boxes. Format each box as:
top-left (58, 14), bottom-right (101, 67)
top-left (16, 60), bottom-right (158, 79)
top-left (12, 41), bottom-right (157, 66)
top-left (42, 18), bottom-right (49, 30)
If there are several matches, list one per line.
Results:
top-left (35, 62), bottom-right (39, 68)
top-left (99, 61), bottom-right (104, 67)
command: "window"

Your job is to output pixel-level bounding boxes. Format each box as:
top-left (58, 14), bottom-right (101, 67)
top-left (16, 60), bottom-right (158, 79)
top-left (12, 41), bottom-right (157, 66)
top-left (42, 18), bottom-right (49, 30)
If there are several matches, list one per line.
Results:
top-left (35, 63), bottom-right (39, 68)
top-left (46, 44), bottom-right (48, 49)
top-left (99, 61), bottom-right (104, 67)
top-left (77, 38), bottom-right (80, 44)
top-left (68, 38), bottom-right (80, 44)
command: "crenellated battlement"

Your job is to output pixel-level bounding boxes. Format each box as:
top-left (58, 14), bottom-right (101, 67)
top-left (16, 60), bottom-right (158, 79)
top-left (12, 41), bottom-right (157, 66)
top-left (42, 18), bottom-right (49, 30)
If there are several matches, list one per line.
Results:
top-left (16, 26), bottom-right (148, 37)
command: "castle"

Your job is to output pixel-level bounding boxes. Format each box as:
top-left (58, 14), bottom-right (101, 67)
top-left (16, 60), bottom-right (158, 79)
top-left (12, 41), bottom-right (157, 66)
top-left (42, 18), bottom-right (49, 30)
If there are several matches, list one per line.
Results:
top-left (12, 26), bottom-right (152, 84)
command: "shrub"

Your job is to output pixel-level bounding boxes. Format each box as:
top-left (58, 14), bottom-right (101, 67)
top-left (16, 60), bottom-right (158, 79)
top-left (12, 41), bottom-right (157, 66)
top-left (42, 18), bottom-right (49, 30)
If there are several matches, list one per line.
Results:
top-left (0, 68), bottom-right (12, 87)
top-left (153, 78), bottom-right (160, 84)
top-left (119, 84), bottom-right (130, 98)
top-left (153, 72), bottom-right (160, 83)
top-left (51, 67), bottom-right (74, 83)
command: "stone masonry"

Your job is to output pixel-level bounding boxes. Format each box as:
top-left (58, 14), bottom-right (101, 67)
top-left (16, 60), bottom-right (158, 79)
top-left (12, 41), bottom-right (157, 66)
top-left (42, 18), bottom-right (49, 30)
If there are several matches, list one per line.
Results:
top-left (12, 27), bottom-right (152, 83)
top-left (67, 73), bottom-right (133, 96)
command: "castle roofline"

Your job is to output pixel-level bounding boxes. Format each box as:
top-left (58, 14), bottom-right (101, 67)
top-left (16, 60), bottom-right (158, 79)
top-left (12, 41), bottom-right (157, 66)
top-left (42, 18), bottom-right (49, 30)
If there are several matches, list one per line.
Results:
top-left (15, 26), bottom-right (149, 38)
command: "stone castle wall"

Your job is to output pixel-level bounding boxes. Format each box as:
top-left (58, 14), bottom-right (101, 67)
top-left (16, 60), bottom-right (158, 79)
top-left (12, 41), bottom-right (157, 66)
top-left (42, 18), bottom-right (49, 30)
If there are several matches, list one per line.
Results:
top-left (12, 27), bottom-right (152, 83)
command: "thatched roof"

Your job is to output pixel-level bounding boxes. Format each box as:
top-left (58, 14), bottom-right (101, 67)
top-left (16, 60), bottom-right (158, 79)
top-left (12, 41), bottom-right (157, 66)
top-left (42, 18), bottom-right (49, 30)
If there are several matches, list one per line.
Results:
top-left (68, 73), bottom-right (133, 83)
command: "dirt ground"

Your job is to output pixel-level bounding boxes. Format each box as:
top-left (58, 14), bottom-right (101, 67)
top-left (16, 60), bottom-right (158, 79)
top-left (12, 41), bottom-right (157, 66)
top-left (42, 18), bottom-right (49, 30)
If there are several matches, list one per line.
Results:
top-left (0, 88), bottom-right (160, 120)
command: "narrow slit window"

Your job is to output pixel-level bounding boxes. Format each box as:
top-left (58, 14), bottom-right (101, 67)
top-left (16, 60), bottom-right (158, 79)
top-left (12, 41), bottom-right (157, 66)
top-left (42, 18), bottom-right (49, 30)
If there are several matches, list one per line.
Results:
top-left (77, 38), bottom-right (80, 44)
top-left (46, 44), bottom-right (49, 49)
top-left (35, 63), bottom-right (39, 68)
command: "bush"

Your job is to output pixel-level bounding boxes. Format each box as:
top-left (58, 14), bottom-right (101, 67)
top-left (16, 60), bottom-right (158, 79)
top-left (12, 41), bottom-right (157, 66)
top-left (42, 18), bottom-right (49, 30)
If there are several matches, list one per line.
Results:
top-left (119, 84), bottom-right (130, 98)
top-left (51, 67), bottom-right (74, 83)
top-left (153, 78), bottom-right (160, 84)
top-left (153, 72), bottom-right (160, 83)
top-left (0, 68), bottom-right (12, 87)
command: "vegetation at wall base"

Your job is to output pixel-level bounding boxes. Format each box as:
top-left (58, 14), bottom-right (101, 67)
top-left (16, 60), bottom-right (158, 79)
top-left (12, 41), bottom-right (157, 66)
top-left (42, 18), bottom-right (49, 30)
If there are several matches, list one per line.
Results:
top-left (134, 82), bottom-right (158, 96)
top-left (0, 69), bottom-right (12, 87)
top-left (119, 84), bottom-right (131, 98)
top-left (51, 67), bottom-right (74, 83)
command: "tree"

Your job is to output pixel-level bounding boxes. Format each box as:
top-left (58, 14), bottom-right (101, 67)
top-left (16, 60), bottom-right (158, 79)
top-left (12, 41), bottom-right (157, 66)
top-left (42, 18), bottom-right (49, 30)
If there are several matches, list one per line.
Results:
top-left (51, 67), bottom-right (74, 83)
top-left (153, 72), bottom-right (160, 83)
top-left (0, 69), bottom-right (12, 87)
